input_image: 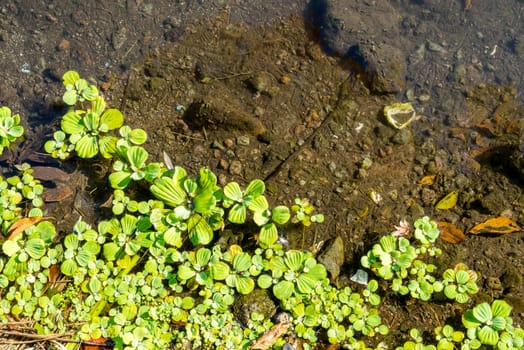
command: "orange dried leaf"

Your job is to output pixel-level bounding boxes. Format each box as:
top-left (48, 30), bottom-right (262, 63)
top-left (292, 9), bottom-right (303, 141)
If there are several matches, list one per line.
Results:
top-left (250, 321), bottom-right (290, 349)
top-left (469, 217), bottom-right (521, 235)
top-left (6, 217), bottom-right (43, 240)
top-left (81, 337), bottom-right (111, 350)
top-left (48, 264), bottom-right (60, 284)
top-left (435, 191), bottom-right (458, 210)
top-left (418, 175), bottom-right (436, 186)
top-left (437, 221), bottom-right (465, 243)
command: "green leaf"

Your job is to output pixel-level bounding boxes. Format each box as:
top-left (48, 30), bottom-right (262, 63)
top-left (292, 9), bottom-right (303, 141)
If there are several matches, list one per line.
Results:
top-left (472, 303), bottom-right (492, 323)
top-left (233, 275), bottom-right (254, 295)
top-left (455, 270), bottom-right (470, 284)
top-left (89, 277), bottom-right (102, 293)
top-left (228, 203), bottom-right (246, 224)
top-left (187, 214), bottom-right (212, 245)
top-left (257, 274), bottom-right (273, 289)
top-left (25, 239), bottom-right (45, 259)
top-left (273, 280), bottom-right (294, 300)
top-left (109, 171), bottom-right (131, 190)
top-left (224, 182), bottom-right (243, 202)
top-left (150, 177), bottom-right (186, 207)
top-left (444, 285), bottom-right (458, 299)
top-left (103, 242), bottom-right (120, 261)
top-left (192, 191), bottom-right (216, 215)
top-left (129, 128), bottom-right (147, 145)
top-left (128, 146), bottom-right (148, 169)
top-left (98, 135), bottom-right (117, 158)
top-left (75, 134), bottom-right (98, 158)
top-left (100, 109), bottom-right (124, 130)
top-left (60, 259), bottom-right (78, 276)
top-left (248, 195), bottom-right (269, 215)
top-left (64, 234), bottom-right (79, 250)
top-left (121, 214), bottom-right (138, 235)
top-left (177, 265), bottom-right (195, 281)
top-left (196, 248), bottom-right (212, 266)
top-left (62, 88), bottom-right (78, 106)
top-left (272, 205), bottom-right (290, 224)
top-left (491, 300), bottom-right (512, 318)
top-left (297, 273), bottom-right (317, 294)
top-left (210, 261), bottom-right (230, 281)
top-left (259, 223), bottom-right (278, 247)
top-left (285, 250), bottom-right (305, 271)
top-left (62, 70), bottom-right (80, 86)
top-left (306, 263), bottom-right (327, 280)
top-left (477, 325), bottom-right (498, 345)
top-left (82, 85), bottom-right (99, 101)
top-left (164, 227), bottom-right (183, 247)
top-left (61, 111), bottom-right (85, 134)
top-left (197, 168), bottom-right (217, 192)
top-left (2, 240), bottom-right (21, 256)
top-left (232, 252), bottom-right (252, 272)
top-left (245, 179), bottom-right (265, 197)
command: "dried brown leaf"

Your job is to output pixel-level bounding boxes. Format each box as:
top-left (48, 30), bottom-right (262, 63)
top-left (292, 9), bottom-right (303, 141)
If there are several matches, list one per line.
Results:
top-left (250, 321), bottom-right (290, 349)
top-left (437, 221), bottom-right (465, 244)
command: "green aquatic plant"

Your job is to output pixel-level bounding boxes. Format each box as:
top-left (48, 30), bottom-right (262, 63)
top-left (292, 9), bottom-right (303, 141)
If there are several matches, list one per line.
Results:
top-left (109, 145), bottom-right (163, 189)
top-left (60, 95), bottom-right (123, 158)
top-left (62, 70), bottom-right (99, 105)
top-left (0, 106), bottom-right (24, 154)
top-left (462, 300), bottom-right (514, 346)
top-left (440, 263), bottom-right (478, 303)
top-left (1, 70), bottom-right (520, 350)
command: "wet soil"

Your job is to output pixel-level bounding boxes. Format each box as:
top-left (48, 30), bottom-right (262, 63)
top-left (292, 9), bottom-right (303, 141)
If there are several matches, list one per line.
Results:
top-left (0, 1), bottom-right (523, 348)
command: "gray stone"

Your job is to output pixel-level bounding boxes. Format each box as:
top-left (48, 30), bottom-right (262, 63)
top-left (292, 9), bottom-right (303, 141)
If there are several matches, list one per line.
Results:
top-left (317, 236), bottom-right (345, 281)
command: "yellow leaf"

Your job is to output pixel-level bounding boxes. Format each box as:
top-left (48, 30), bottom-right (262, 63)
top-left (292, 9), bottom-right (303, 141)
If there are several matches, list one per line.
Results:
top-left (435, 191), bottom-right (458, 210)
top-left (469, 217), bottom-right (521, 235)
top-left (418, 175), bottom-right (436, 186)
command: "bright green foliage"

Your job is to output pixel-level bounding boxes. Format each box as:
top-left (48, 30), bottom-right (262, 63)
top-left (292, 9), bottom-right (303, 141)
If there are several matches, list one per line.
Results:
top-left (222, 179), bottom-right (266, 224)
top-left (61, 96), bottom-right (123, 158)
top-left (0, 165), bottom-right (44, 232)
top-left (435, 325), bottom-right (465, 350)
top-left (291, 197), bottom-right (324, 226)
top-left (361, 234), bottom-right (417, 281)
top-left (441, 263), bottom-right (478, 303)
top-left (269, 250), bottom-right (326, 300)
top-left (1, 70), bottom-right (518, 350)
top-left (109, 145), bottom-right (162, 189)
top-left (413, 216), bottom-right (440, 254)
top-left (462, 300), bottom-right (515, 346)
top-left (0, 106), bottom-right (24, 154)
top-left (44, 130), bottom-right (74, 159)
top-left (62, 70), bottom-right (99, 105)
top-left (150, 167), bottom-right (221, 245)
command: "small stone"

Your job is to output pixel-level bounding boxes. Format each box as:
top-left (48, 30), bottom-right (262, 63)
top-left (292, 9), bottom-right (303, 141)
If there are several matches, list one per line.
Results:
top-left (223, 138), bottom-right (234, 148)
top-left (218, 159), bottom-right (229, 170)
top-left (486, 277), bottom-right (503, 292)
top-left (280, 75), bottom-right (291, 84)
top-left (229, 160), bottom-right (242, 175)
top-left (237, 135), bottom-right (250, 146)
top-left (328, 161), bottom-right (337, 173)
top-left (418, 94), bottom-right (430, 102)
top-left (211, 140), bottom-right (226, 150)
top-left (57, 38), bottom-right (70, 51)
top-left (318, 236), bottom-right (345, 281)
